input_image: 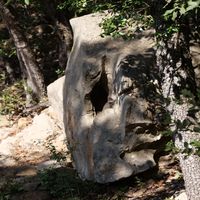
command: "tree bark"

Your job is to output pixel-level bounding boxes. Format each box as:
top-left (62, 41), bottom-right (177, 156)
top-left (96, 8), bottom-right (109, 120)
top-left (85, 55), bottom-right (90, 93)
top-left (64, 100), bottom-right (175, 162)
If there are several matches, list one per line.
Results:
top-left (157, 35), bottom-right (200, 200)
top-left (0, 2), bottom-right (45, 105)
top-left (154, 1), bottom-right (200, 199)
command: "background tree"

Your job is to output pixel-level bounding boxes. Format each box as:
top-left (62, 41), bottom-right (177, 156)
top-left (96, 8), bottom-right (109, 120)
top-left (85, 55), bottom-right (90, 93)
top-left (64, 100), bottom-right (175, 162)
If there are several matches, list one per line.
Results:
top-left (39, 0), bottom-right (73, 69)
top-left (0, 0), bottom-right (73, 107)
top-left (0, 1), bottom-right (45, 106)
top-left (154, 1), bottom-right (200, 199)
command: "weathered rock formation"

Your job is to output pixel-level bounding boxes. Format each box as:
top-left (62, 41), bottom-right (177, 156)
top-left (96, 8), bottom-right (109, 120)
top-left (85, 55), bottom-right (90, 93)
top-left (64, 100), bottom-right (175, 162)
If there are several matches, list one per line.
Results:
top-left (63, 13), bottom-right (164, 183)
top-left (0, 108), bottom-right (68, 167)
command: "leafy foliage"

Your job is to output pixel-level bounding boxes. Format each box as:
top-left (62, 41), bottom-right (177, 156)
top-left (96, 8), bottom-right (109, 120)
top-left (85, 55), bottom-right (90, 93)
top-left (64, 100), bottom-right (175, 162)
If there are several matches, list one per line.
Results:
top-left (98, 0), bottom-right (153, 39)
top-left (57, 0), bottom-right (92, 15)
top-left (39, 168), bottom-right (107, 200)
top-left (190, 140), bottom-right (200, 156)
top-left (161, 129), bottom-right (173, 137)
top-left (0, 179), bottom-right (23, 200)
top-left (47, 142), bottom-right (69, 166)
top-left (165, 141), bottom-right (179, 154)
top-left (0, 80), bottom-right (26, 115)
top-left (164, 0), bottom-right (200, 21)
top-left (55, 68), bottom-right (65, 77)
top-left (0, 41), bottom-right (16, 58)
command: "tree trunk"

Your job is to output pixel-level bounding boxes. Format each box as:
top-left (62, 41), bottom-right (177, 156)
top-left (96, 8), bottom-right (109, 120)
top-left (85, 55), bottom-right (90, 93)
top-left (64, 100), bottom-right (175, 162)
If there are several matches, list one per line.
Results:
top-left (157, 35), bottom-right (200, 200)
top-left (56, 13), bottom-right (73, 69)
top-left (40, 0), bottom-right (73, 69)
top-left (0, 2), bottom-right (45, 105)
top-left (154, 1), bottom-right (200, 199)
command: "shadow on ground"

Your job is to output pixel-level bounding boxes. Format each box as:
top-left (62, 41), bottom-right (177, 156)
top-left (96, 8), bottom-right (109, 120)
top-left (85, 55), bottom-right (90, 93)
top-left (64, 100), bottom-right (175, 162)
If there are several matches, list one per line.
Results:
top-left (0, 158), bottom-right (184, 200)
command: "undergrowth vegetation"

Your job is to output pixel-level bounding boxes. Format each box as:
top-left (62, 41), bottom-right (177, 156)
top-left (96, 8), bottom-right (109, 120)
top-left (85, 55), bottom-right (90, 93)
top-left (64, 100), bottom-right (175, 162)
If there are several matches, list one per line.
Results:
top-left (0, 79), bottom-right (26, 116)
top-left (39, 168), bottom-right (103, 200)
top-left (38, 144), bottom-right (138, 200)
top-left (0, 179), bottom-right (23, 200)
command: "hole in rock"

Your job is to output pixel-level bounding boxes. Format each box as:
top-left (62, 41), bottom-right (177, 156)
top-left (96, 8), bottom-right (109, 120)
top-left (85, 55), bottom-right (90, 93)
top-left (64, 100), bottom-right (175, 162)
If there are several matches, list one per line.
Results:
top-left (89, 69), bottom-right (108, 113)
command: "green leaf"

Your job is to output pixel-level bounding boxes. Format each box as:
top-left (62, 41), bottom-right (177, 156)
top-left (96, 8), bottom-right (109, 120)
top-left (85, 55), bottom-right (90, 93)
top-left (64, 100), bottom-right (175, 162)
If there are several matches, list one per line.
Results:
top-left (193, 127), bottom-right (200, 133)
top-left (176, 119), bottom-right (191, 130)
top-left (162, 112), bottom-right (171, 125)
top-left (176, 119), bottom-right (189, 130)
top-left (164, 141), bottom-right (179, 153)
top-left (165, 141), bottom-right (174, 152)
top-left (180, 5), bottom-right (186, 15)
top-left (164, 8), bottom-right (175, 16)
top-left (24, 0), bottom-right (29, 5)
top-left (191, 140), bottom-right (200, 148)
top-left (186, 0), bottom-right (200, 12)
top-left (190, 140), bottom-right (200, 156)
top-left (172, 11), bottom-right (178, 20)
top-left (161, 130), bottom-right (173, 137)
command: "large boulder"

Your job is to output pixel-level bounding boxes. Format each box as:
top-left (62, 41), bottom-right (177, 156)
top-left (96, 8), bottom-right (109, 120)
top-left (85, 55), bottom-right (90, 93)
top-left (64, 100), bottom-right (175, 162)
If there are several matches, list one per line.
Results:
top-left (63, 13), bottom-right (163, 183)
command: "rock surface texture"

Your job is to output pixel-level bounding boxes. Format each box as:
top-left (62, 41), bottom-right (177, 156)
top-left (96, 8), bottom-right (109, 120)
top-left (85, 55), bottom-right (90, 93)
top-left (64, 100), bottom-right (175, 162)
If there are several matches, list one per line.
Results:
top-left (0, 108), bottom-right (68, 167)
top-left (47, 76), bottom-right (65, 129)
top-left (63, 13), bottom-right (163, 183)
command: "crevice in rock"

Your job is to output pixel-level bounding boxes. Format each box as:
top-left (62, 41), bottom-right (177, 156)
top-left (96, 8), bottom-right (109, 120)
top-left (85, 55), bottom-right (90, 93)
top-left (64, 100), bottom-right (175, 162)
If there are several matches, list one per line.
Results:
top-left (89, 68), bottom-right (109, 114)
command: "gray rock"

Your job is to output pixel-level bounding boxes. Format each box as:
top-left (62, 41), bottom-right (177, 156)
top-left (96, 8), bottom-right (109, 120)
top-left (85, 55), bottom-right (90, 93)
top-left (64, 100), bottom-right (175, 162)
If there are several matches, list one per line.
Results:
top-left (47, 76), bottom-right (65, 128)
top-left (63, 13), bottom-right (163, 183)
